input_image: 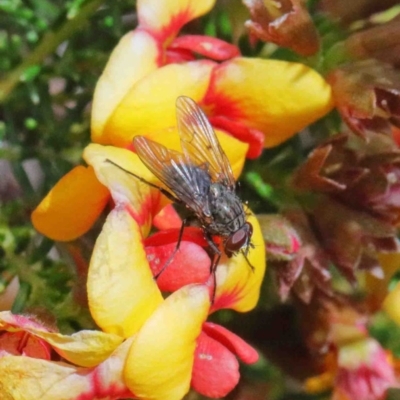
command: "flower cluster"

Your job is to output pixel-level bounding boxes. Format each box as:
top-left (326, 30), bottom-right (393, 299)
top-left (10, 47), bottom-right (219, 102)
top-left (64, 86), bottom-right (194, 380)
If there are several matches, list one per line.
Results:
top-left (2, 132), bottom-right (266, 399)
top-left (305, 303), bottom-right (397, 400)
top-left (2, 0), bottom-right (335, 398)
top-left (8, 0), bottom-right (400, 399)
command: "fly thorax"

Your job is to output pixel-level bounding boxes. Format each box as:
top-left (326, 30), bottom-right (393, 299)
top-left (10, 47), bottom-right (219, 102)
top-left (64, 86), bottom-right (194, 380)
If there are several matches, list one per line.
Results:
top-left (208, 183), bottom-right (245, 234)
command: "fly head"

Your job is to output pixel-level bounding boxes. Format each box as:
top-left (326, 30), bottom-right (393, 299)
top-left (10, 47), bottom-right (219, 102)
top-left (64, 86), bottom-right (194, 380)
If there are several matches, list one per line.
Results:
top-left (224, 222), bottom-right (253, 258)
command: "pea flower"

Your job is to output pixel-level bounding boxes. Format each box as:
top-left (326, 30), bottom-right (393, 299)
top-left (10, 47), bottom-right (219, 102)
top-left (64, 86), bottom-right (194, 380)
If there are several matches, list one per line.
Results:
top-left (32, 0), bottom-right (333, 242)
top-left (4, 136), bottom-right (266, 399)
top-left (85, 142), bottom-right (265, 397)
top-left (0, 285), bottom-right (215, 400)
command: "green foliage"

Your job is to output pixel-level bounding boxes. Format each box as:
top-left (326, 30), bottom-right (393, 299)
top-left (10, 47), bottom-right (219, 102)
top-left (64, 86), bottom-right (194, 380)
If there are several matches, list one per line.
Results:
top-left (0, 0), bottom-right (135, 330)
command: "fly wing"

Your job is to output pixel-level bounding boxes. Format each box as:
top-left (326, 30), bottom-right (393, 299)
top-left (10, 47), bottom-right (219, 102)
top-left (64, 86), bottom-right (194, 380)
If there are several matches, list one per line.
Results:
top-left (133, 136), bottom-right (212, 218)
top-left (176, 96), bottom-right (236, 190)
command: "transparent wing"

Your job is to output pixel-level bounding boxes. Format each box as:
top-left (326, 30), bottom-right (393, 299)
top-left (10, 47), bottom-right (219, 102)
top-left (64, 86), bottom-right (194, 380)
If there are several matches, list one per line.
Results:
top-left (176, 96), bottom-right (236, 190)
top-left (133, 136), bottom-right (212, 218)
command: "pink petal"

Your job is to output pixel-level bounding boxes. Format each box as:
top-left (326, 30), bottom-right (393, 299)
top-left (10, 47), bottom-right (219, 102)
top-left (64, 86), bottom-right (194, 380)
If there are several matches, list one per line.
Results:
top-left (202, 322), bottom-right (259, 364)
top-left (191, 331), bottom-right (240, 398)
top-left (0, 311), bottom-right (51, 331)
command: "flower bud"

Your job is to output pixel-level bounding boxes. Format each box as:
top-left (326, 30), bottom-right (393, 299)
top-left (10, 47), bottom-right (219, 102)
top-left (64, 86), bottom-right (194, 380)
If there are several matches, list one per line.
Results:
top-left (243, 0), bottom-right (320, 56)
top-left (328, 60), bottom-right (400, 137)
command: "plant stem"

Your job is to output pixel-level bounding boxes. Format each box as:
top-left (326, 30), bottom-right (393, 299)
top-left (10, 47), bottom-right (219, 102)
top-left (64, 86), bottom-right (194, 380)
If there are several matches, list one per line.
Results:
top-left (0, 0), bottom-right (104, 103)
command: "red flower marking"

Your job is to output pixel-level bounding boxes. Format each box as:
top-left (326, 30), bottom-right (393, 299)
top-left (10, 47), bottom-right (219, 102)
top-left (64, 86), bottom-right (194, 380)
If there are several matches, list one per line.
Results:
top-left (209, 115), bottom-right (265, 158)
top-left (123, 192), bottom-right (162, 228)
top-left (203, 71), bottom-right (265, 158)
top-left (203, 79), bottom-right (245, 122)
top-left (143, 8), bottom-right (192, 44)
top-left (212, 280), bottom-right (246, 311)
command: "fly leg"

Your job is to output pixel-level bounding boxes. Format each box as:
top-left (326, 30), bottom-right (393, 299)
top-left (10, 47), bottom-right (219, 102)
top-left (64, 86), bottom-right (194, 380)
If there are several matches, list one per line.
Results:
top-left (204, 232), bottom-right (222, 303)
top-left (105, 159), bottom-right (180, 203)
top-left (153, 217), bottom-right (189, 280)
top-left (241, 249), bottom-right (255, 272)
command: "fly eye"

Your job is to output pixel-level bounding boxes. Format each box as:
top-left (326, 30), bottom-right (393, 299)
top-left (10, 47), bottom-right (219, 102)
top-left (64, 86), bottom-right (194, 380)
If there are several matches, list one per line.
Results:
top-left (224, 223), bottom-right (253, 256)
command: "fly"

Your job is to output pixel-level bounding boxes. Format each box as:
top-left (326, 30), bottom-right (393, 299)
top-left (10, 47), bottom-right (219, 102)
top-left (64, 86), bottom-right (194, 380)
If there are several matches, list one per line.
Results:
top-left (106, 96), bottom-right (254, 274)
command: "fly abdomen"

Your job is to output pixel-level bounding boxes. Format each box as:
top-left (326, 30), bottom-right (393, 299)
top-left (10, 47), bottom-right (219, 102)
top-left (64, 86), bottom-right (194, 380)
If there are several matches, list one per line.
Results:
top-left (208, 183), bottom-right (246, 236)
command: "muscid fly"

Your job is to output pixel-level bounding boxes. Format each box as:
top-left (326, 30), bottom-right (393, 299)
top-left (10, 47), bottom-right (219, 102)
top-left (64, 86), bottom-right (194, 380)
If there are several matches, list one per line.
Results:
top-left (107, 96), bottom-right (253, 273)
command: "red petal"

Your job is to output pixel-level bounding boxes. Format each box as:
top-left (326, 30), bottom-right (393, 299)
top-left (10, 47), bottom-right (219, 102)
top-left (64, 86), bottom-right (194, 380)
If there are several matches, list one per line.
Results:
top-left (144, 226), bottom-right (207, 247)
top-left (0, 332), bottom-right (51, 360)
top-left (191, 331), bottom-right (240, 398)
top-left (145, 237), bottom-right (211, 292)
top-left (209, 115), bottom-right (265, 159)
top-left (165, 47), bottom-right (196, 63)
top-left (170, 35), bottom-right (240, 61)
top-left (202, 322), bottom-right (259, 364)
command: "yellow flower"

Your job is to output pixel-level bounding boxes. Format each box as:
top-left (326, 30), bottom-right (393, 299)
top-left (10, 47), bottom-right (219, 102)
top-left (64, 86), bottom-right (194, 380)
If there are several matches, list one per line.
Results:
top-left (2, 140), bottom-right (265, 399)
top-left (32, 0), bottom-right (333, 242)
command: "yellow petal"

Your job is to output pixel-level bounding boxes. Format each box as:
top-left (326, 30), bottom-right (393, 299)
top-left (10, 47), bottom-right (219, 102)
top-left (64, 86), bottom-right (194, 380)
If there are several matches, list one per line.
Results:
top-left (365, 252), bottom-right (400, 310)
top-left (0, 357), bottom-right (91, 400)
top-left (0, 338), bottom-right (135, 400)
top-left (83, 144), bottom-right (168, 234)
top-left (85, 131), bottom-right (246, 214)
top-left (124, 284), bottom-right (210, 400)
top-left (91, 30), bottom-right (160, 143)
top-left (87, 207), bottom-right (163, 338)
top-left (206, 58), bottom-right (334, 147)
top-left (101, 61), bottom-right (215, 147)
top-left (383, 281), bottom-right (400, 326)
top-left (30, 330), bottom-right (123, 368)
top-left (145, 127), bottom-right (248, 181)
top-left (214, 212), bottom-right (266, 312)
top-left (214, 128), bottom-right (248, 180)
top-left (31, 166), bottom-right (109, 241)
top-left (305, 371), bottom-right (335, 394)
top-left (138, 0), bottom-right (216, 35)
top-left (0, 311), bottom-right (123, 367)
